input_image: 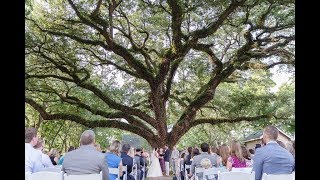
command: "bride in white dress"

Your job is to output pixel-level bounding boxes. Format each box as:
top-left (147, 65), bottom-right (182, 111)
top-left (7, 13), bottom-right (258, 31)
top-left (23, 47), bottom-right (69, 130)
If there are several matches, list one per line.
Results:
top-left (147, 148), bottom-right (163, 177)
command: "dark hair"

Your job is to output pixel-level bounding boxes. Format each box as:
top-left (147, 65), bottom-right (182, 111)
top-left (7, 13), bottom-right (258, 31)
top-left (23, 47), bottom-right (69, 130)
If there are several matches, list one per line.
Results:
top-left (136, 148), bottom-right (142, 152)
top-left (187, 147), bottom-right (192, 154)
top-left (200, 143), bottom-right (209, 152)
top-left (25, 127), bottom-right (38, 143)
top-left (181, 152), bottom-right (185, 158)
top-left (255, 144), bottom-right (261, 149)
top-left (122, 144), bottom-right (131, 153)
top-left (68, 146), bottom-right (75, 152)
top-left (248, 149), bottom-right (255, 155)
top-left (192, 148), bottom-right (200, 157)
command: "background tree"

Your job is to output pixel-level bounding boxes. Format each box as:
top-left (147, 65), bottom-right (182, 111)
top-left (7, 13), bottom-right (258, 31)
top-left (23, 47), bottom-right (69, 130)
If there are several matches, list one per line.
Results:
top-left (25, 0), bottom-right (295, 148)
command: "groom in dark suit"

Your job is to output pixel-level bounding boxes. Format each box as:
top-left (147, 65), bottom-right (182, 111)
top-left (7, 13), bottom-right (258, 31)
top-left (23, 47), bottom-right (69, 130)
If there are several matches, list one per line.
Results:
top-left (252, 125), bottom-right (294, 180)
top-left (163, 145), bottom-right (171, 176)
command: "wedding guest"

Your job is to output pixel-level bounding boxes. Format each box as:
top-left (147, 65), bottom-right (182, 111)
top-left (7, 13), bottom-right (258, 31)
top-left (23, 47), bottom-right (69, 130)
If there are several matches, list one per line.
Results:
top-left (158, 148), bottom-right (165, 173)
top-left (25, 127), bottom-right (43, 173)
top-left (106, 140), bottom-right (123, 180)
top-left (49, 148), bottom-right (60, 165)
top-left (253, 125), bottom-right (294, 180)
top-left (189, 143), bottom-right (218, 178)
top-left (171, 146), bottom-right (180, 175)
top-left (58, 146), bottom-right (75, 165)
top-left (34, 138), bottom-right (54, 168)
top-left (163, 145), bottom-right (171, 176)
top-left (62, 130), bottom-right (109, 180)
top-left (241, 145), bottom-right (252, 167)
top-left (217, 144), bottom-right (229, 167)
top-left (226, 140), bottom-right (247, 171)
top-left (121, 144), bottom-right (135, 180)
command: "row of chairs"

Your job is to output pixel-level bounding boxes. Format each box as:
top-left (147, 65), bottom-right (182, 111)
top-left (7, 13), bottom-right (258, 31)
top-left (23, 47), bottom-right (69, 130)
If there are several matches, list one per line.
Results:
top-left (184, 166), bottom-right (294, 180)
top-left (25, 165), bottom-right (128, 180)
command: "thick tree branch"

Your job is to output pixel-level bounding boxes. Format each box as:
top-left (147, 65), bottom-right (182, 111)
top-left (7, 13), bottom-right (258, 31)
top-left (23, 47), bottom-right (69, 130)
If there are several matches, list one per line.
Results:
top-left (25, 98), bottom-right (156, 140)
top-left (190, 114), bottom-right (273, 128)
top-left (189, 0), bottom-right (245, 39)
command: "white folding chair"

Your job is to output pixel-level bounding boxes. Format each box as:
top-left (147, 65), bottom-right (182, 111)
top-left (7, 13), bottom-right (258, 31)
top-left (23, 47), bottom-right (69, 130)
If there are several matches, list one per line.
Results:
top-left (218, 171), bottom-right (255, 180)
top-left (185, 165), bottom-right (191, 180)
top-left (195, 167), bottom-right (218, 180)
top-left (261, 172), bottom-right (295, 180)
top-left (29, 171), bottom-right (63, 180)
top-left (231, 167), bottom-right (253, 173)
top-left (63, 171), bottom-right (102, 180)
top-left (109, 167), bottom-right (120, 180)
top-left (122, 165), bottom-right (128, 180)
top-left (25, 172), bottom-right (31, 180)
top-left (131, 163), bottom-right (138, 180)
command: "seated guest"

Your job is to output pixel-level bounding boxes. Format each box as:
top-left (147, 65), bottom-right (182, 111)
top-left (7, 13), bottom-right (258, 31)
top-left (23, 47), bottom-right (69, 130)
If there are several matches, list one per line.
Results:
top-left (226, 140), bottom-right (247, 171)
top-left (25, 127), bottom-right (43, 173)
top-left (120, 144), bottom-right (135, 180)
top-left (58, 146), bottom-right (75, 165)
top-left (253, 125), bottom-right (294, 180)
top-left (62, 130), bottom-right (109, 180)
top-left (106, 140), bottom-right (123, 180)
top-left (34, 138), bottom-right (54, 168)
top-left (217, 144), bottom-right (229, 168)
top-left (49, 148), bottom-right (60, 165)
top-left (95, 143), bottom-right (102, 152)
top-left (241, 145), bottom-right (252, 167)
top-left (189, 143), bottom-right (218, 178)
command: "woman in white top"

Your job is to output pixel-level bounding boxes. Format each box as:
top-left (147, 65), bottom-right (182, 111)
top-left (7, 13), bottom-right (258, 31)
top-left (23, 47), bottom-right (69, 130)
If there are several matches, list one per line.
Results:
top-left (147, 148), bottom-right (163, 177)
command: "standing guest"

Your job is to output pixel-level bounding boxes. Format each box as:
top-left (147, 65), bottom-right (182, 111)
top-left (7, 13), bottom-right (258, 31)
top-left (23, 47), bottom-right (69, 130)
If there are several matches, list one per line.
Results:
top-left (226, 140), bottom-right (247, 171)
top-left (253, 125), bottom-right (294, 180)
top-left (25, 127), bottom-right (43, 173)
top-left (34, 138), bottom-right (54, 168)
top-left (134, 148), bottom-right (144, 180)
top-left (106, 140), bottom-right (123, 180)
top-left (141, 151), bottom-right (148, 178)
top-left (184, 147), bottom-right (193, 175)
top-left (62, 130), bottom-right (109, 180)
top-left (171, 146), bottom-right (180, 176)
top-left (163, 145), bottom-right (171, 176)
top-left (120, 144), bottom-right (135, 180)
top-left (58, 146), bottom-right (75, 165)
top-left (179, 152), bottom-right (186, 180)
top-left (158, 148), bottom-right (165, 174)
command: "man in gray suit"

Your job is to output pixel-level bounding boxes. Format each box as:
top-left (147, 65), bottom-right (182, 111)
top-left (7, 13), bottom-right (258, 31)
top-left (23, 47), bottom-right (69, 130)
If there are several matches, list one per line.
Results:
top-left (252, 125), bottom-right (294, 180)
top-left (62, 130), bottom-right (109, 180)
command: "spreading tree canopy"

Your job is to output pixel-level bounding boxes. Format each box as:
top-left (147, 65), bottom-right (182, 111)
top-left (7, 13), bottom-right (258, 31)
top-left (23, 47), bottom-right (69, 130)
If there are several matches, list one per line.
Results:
top-left (25, 0), bottom-right (295, 148)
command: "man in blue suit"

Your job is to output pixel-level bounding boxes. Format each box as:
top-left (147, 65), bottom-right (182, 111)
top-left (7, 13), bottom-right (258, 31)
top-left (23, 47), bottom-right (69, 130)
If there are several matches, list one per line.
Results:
top-left (120, 144), bottom-right (135, 180)
top-left (252, 125), bottom-right (294, 180)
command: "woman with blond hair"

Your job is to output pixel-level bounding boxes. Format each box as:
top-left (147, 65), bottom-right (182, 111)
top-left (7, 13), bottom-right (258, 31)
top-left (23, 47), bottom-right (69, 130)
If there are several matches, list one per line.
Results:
top-left (226, 140), bottom-right (247, 171)
top-left (105, 140), bottom-right (123, 180)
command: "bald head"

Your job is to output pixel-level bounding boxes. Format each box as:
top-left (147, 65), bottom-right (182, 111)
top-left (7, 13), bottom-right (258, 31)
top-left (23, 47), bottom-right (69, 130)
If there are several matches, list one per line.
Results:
top-left (80, 130), bottom-right (95, 145)
top-left (263, 125), bottom-right (279, 141)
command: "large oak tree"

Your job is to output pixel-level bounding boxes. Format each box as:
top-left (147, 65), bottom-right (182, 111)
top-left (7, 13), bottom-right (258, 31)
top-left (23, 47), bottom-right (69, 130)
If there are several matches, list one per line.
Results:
top-left (25, 0), bottom-right (295, 148)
